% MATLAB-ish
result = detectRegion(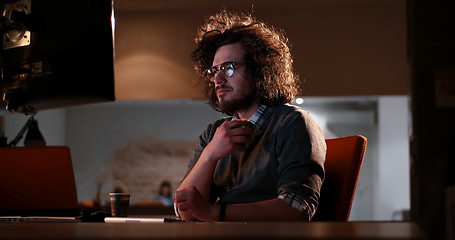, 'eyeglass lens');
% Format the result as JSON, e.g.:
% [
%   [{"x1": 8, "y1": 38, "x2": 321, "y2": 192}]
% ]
[{"x1": 206, "y1": 62, "x2": 235, "y2": 77}]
